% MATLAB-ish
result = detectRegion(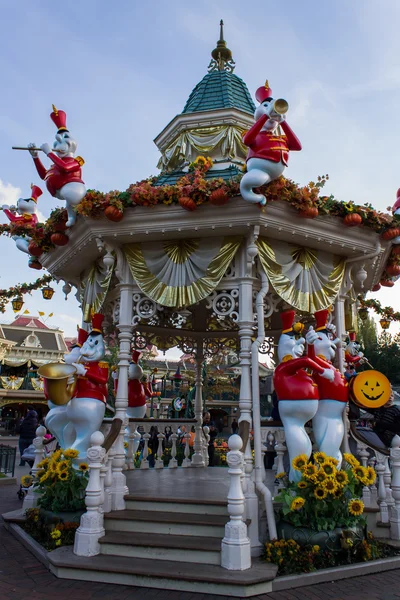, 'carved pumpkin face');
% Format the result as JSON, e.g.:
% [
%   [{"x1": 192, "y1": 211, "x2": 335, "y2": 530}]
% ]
[{"x1": 350, "y1": 370, "x2": 391, "y2": 409}]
